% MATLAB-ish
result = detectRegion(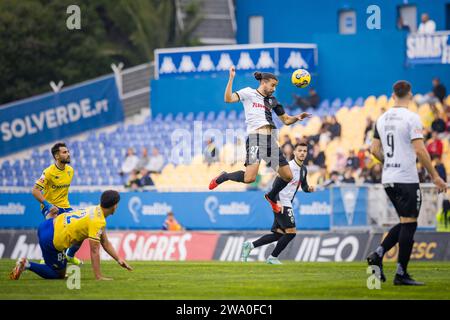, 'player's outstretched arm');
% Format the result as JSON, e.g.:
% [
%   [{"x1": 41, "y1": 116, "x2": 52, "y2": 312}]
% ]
[
  {"x1": 224, "y1": 66, "x2": 240, "y2": 103},
  {"x1": 278, "y1": 112, "x2": 311, "y2": 125},
  {"x1": 413, "y1": 139, "x2": 447, "y2": 193},
  {"x1": 370, "y1": 138, "x2": 384, "y2": 163},
  {"x1": 89, "y1": 239, "x2": 112, "y2": 281},
  {"x1": 100, "y1": 233, "x2": 133, "y2": 271}
]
